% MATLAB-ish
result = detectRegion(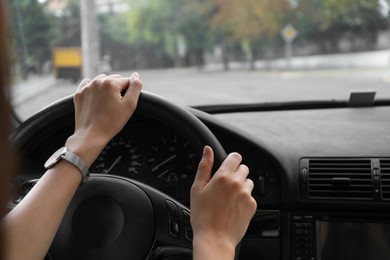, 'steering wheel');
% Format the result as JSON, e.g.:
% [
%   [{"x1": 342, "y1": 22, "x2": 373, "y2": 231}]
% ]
[{"x1": 11, "y1": 91, "x2": 227, "y2": 260}]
